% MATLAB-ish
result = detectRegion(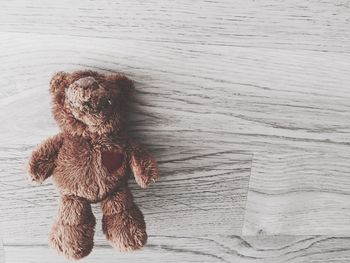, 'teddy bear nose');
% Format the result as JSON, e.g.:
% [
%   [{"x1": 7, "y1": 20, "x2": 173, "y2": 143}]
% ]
[{"x1": 75, "y1": 76, "x2": 99, "y2": 90}]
